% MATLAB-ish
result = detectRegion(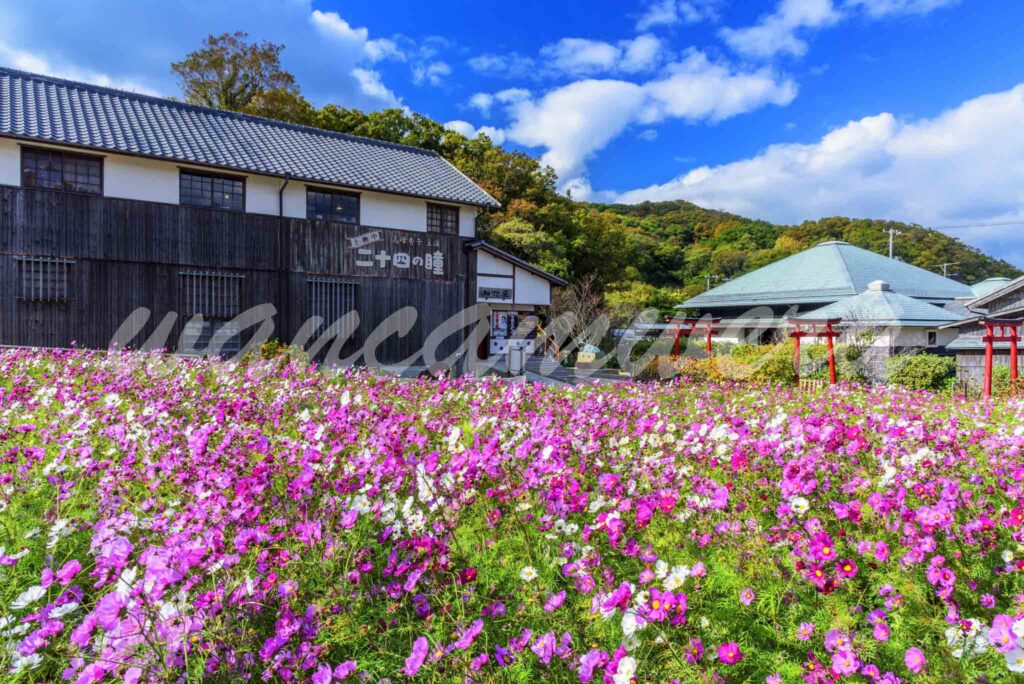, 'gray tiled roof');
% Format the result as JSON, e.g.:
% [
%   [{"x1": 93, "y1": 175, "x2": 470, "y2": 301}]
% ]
[{"x1": 0, "y1": 66, "x2": 499, "y2": 208}]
